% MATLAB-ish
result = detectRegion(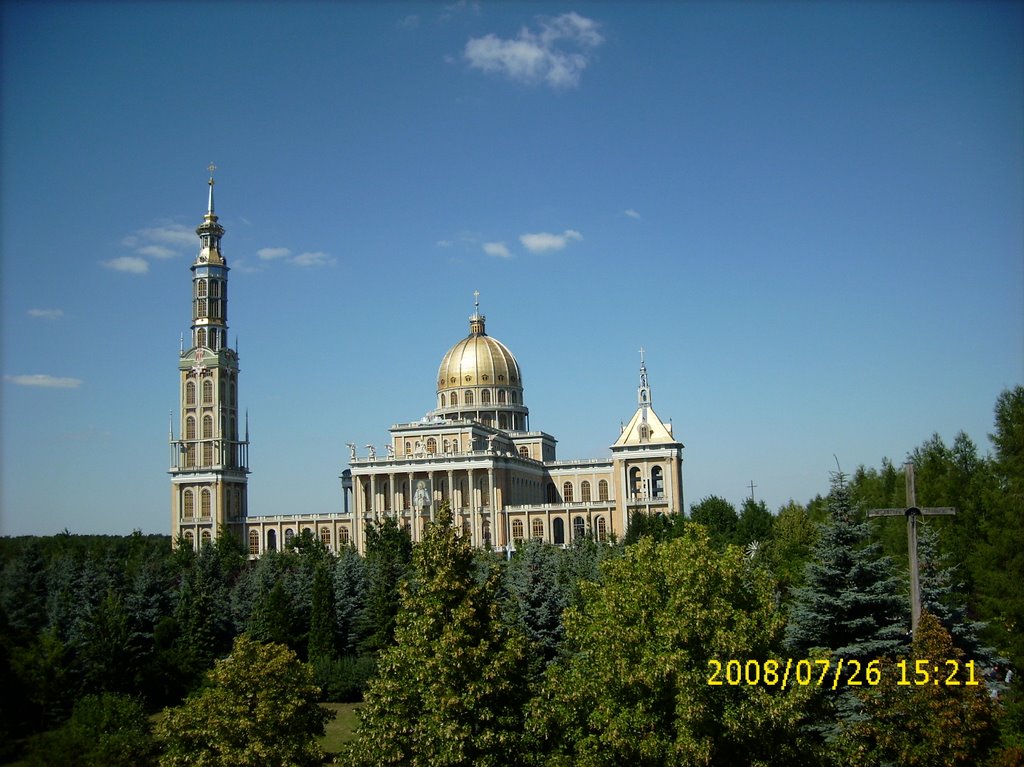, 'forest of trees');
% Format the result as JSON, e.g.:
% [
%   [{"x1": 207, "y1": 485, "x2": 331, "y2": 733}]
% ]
[{"x1": 1, "y1": 386, "x2": 1022, "y2": 766}]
